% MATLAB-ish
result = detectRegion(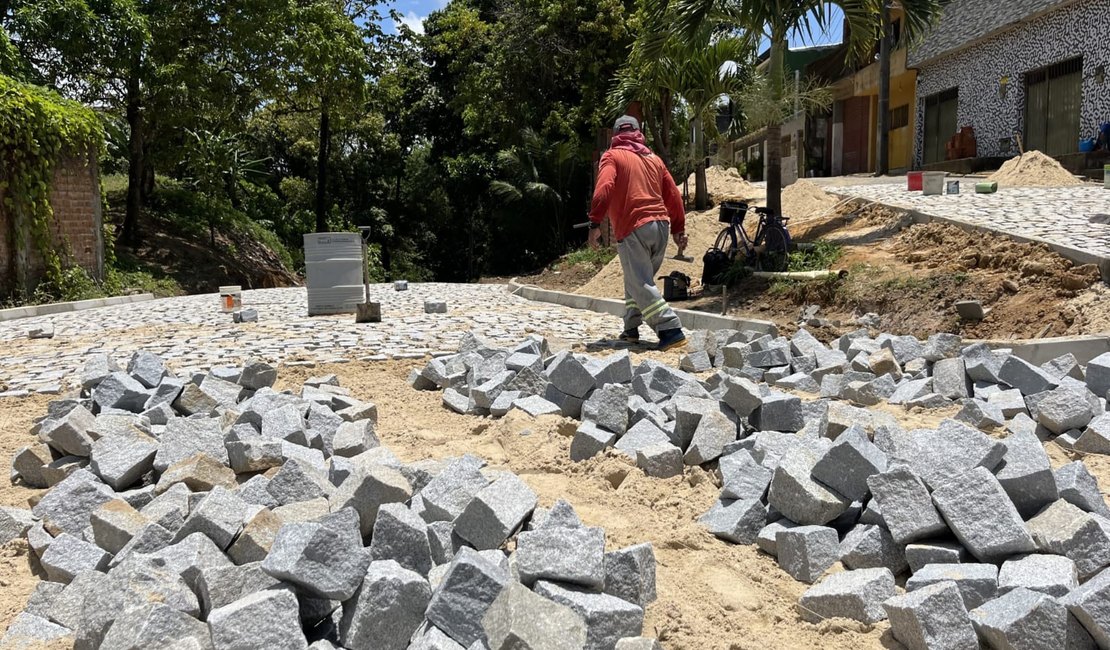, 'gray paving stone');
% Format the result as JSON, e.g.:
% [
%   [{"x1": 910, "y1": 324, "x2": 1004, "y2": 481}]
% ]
[
  {"x1": 328, "y1": 420, "x2": 377, "y2": 458},
  {"x1": 999, "y1": 355, "x2": 1060, "y2": 396},
  {"x1": 208, "y1": 587, "x2": 308, "y2": 650},
  {"x1": 798, "y1": 568, "x2": 896, "y2": 624},
  {"x1": 756, "y1": 520, "x2": 799, "y2": 557},
  {"x1": 602, "y1": 543, "x2": 656, "y2": 609},
  {"x1": 511, "y1": 395, "x2": 561, "y2": 417},
  {"x1": 532, "y1": 580, "x2": 644, "y2": 650},
  {"x1": 1038, "y1": 386, "x2": 1096, "y2": 435},
  {"x1": 262, "y1": 508, "x2": 370, "y2": 600},
  {"x1": 998, "y1": 554, "x2": 1078, "y2": 598},
  {"x1": 99, "y1": 601, "x2": 208, "y2": 650},
  {"x1": 238, "y1": 359, "x2": 277, "y2": 390},
  {"x1": 0, "y1": 506, "x2": 35, "y2": 545},
  {"x1": 40, "y1": 532, "x2": 111, "y2": 583},
  {"x1": 419, "y1": 456, "x2": 488, "y2": 524},
  {"x1": 955, "y1": 399, "x2": 1005, "y2": 429},
  {"x1": 839, "y1": 524, "x2": 908, "y2": 575},
  {"x1": 369, "y1": 503, "x2": 433, "y2": 576},
  {"x1": 933, "y1": 358, "x2": 971, "y2": 400},
  {"x1": 1057, "y1": 461, "x2": 1110, "y2": 517},
  {"x1": 200, "y1": 375, "x2": 244, "y2": 408},
  {"x1": 767, "y1": 448, "x2": 850, "y2": 526},
  {"x1": 88, "y1": 433, "x2": 158, "y2": 491},
  {"x1": 93, "y1": 372, "x2": 151, "y2": 413},
  {"x1": 154, "y1": 417, "x2": 228, "y2": 472},
  {"x1": 226, "y1": 438, "x2": 283, "y2": 474},
  {"x1": 1027, "y1": 499, "x2": 1110, "y2": 580},
  {"x1": 227, "y1": 508, "x2": 281, "y2": 564},
  {"x1": 777, "y1": 525, "x2": 839, "y2": 584},
  {"x1": 82, "y1": 353, "x2": 120, "y2": 392},
  {"x1": 266, "y1": 458, "x2": 333, "y2": 505},
  {"x1": 38, "y1": 405, "x2": 97, "y2": 457},
  {"x1": 1076, "y1": 414, "x2": 1110, "y2": 454},
  {"x1": 570, "y1": 421, "x2": 616, "y2": 462},
  {"x1": 1086, "y1": 352, "x2": 1110, "y2": 399},
  {"x1": 613, "y1": 420, "x2": 671, "y2": 460},
  {"x1": 410, "y1": 625, "x2": 467, "y2": 650},
  {"x1": 329, "y1": 464, "x2": 412, "y2": 537},
  {"x1": 811, "y1": 426, "x2": 887, "y2": 503},
  {"x1": 32, "y1": 469, "x2": 115, "y2": 536},
  {"x1": 11, "y1": 443, "x2": 53, "y2": 489},
  {"x1": 195, "y1": 561, "x2": 281, "y2": 617},
  {"x1": 339, "y1": 560, "x2": 432, "y2": 650},
  {"x1": 931, "y1": 467, "x2": 1035, "y2": 562},
  {"x1": 683, "y1": 410, "x2": 734, "y2": 465},
  {"x1": 446, "y1": 471, "x2": 536, "y2": 549},
  {"x1": 89, "y1": 499, "x2": 148, "y2": 555},
  {"x1": 636, "y1": 442, "x2": 683, "y2": 479},
  {"x1": 883, "y1": 581, "x2": 977, "y2": 650},
  {"x1": 0, "y1": 612, "x2": 74, "y2": 647},
  {"x1": 866, "y1": 466, "x2": 947, "y2": 544},
  {"x1": 481, "y1": 581, "x2": 587, "y2": 650},
  {"x1": 517, "y1": 524, "x2": 605, "y2": 588},
  {"x1": 173, "y1": 486, "x2": 248, "y2": 550},
  {"x1": 545, "y1": 351, "x2": 595, "y2": 399},
  {"x1": 172, "y1": 382, "x2": 219, "y2": 416},
  {"x1": 996, "y1": 427, "x2": 1060, "y2": 518},
  {"x1": 971, "y1": 587, "x2": 1095, "y2": 650},
  {"x1": 752, "y1": 392, "x2": 804, "y2": 433},
  {"x1": 721, "y1": 376, "x2": 762, "y2": 418},
  {"x1": 718, "y1": 449, "x2": 772, "y2": 501},
  {"x1": 425, "y1": 547, "x2": 510, "y2": 647},
  {"x1": 904, "y1": 541, "x2": 969, "y2": 573},
  {"x1": 699, "y1": 498, "x2": 767, "y2": 545},
  {"x1": 907, "y1": 563, "x2": 998, "y2": 610}
]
